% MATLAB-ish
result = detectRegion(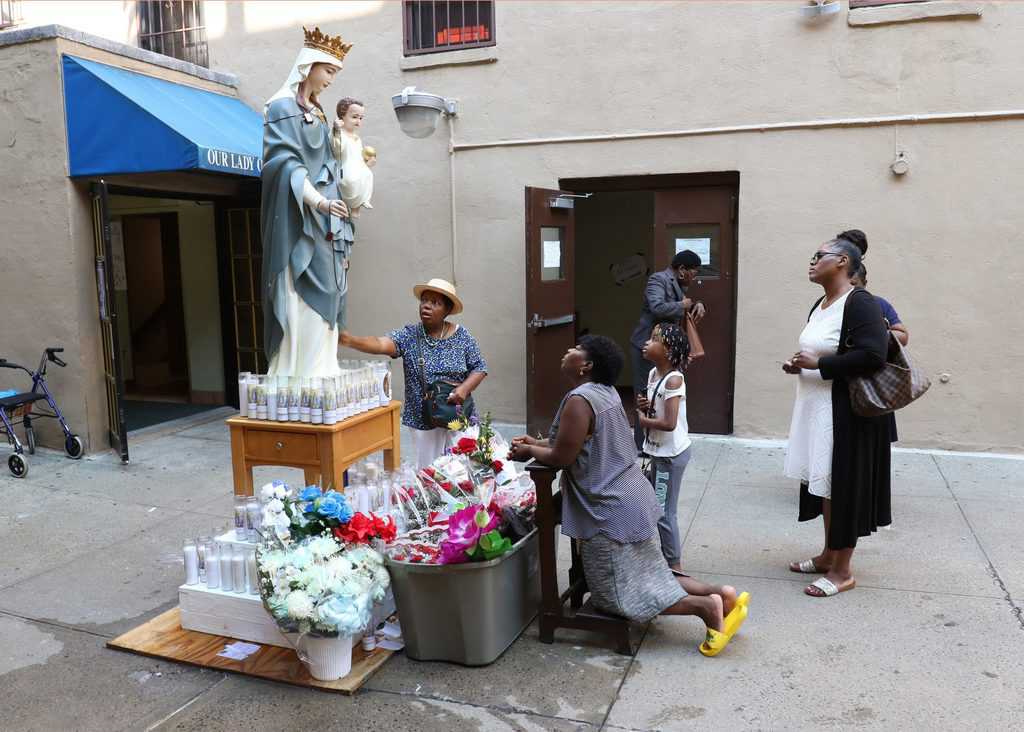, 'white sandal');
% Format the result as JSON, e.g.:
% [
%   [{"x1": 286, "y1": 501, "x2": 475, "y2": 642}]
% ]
[
  {"x1": 805, "y1": 576, "x2": 855, "y2": 597},
  {"x1": 789, "y1": 559, "x2": 824, "y2": 574}
]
